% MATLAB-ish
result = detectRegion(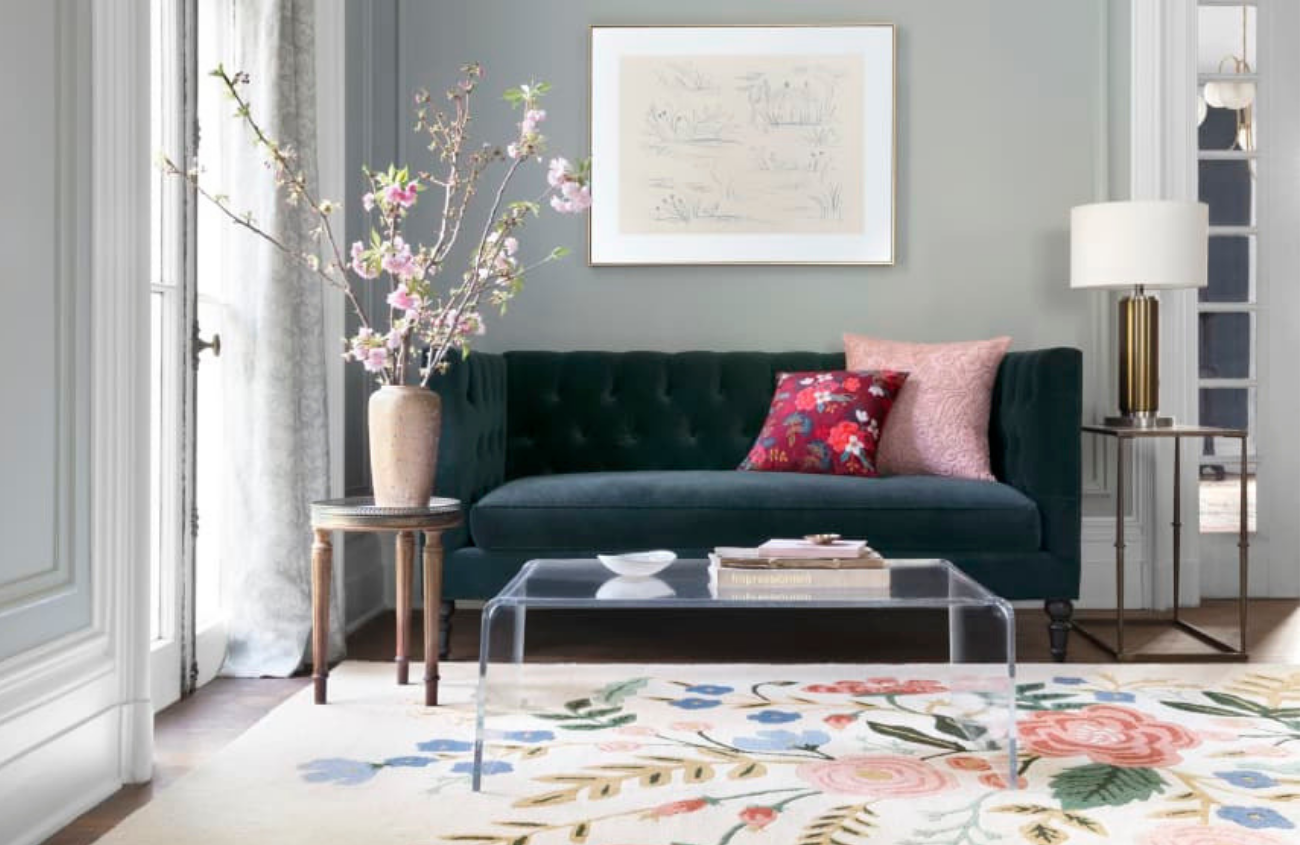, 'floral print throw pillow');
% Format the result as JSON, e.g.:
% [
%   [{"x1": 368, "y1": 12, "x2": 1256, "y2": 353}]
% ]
[{"x1": 739, "y1": 370, "x2": 909, "y2": 477}]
